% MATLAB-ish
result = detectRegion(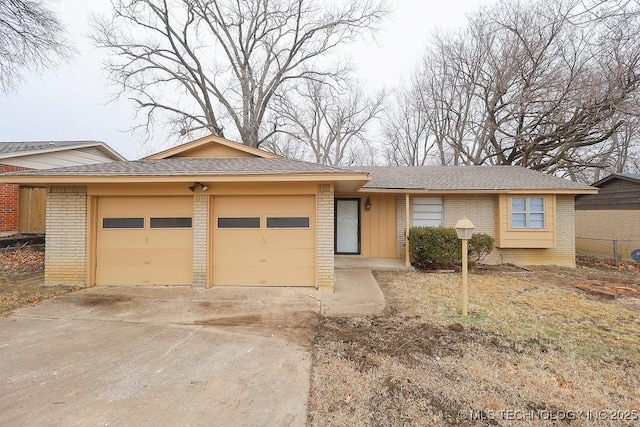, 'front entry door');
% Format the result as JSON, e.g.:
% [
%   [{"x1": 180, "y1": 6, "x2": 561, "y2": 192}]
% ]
[{"x1": 335, "y1": 199, "x2": 360, "y2": 254}]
